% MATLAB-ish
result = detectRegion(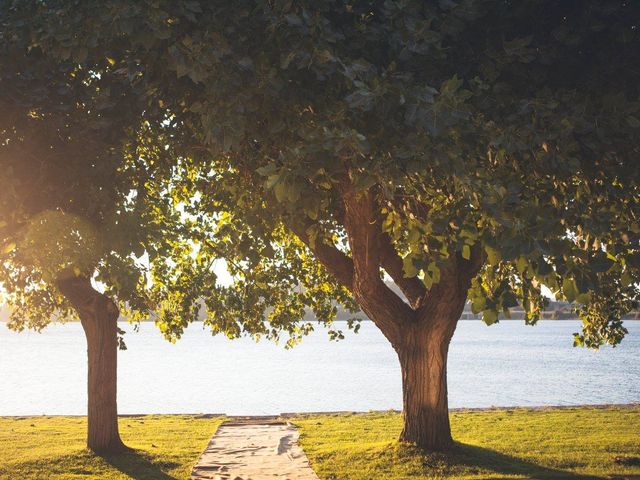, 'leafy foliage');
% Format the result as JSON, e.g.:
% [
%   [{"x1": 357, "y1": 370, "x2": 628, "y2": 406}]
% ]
[
  {"x1": 3, "y1": 0, "x2": 640, "y2": 349},
  {"x1": 0, "y1": 7, "x2": 195, "y2": 332}
]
